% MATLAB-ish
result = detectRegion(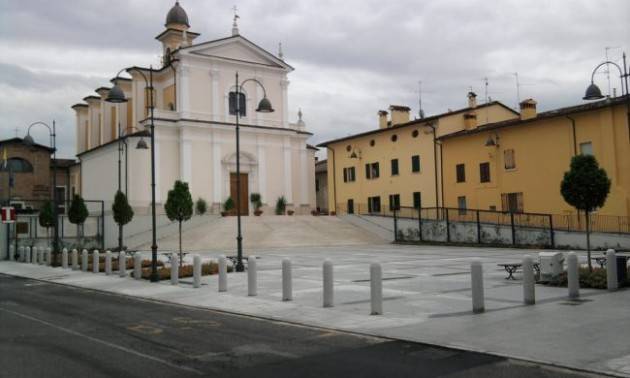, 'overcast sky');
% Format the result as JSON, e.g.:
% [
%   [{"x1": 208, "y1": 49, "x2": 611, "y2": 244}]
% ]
[{"x1": 0, "y1": 0, "x2": 628, "y2": 158}]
